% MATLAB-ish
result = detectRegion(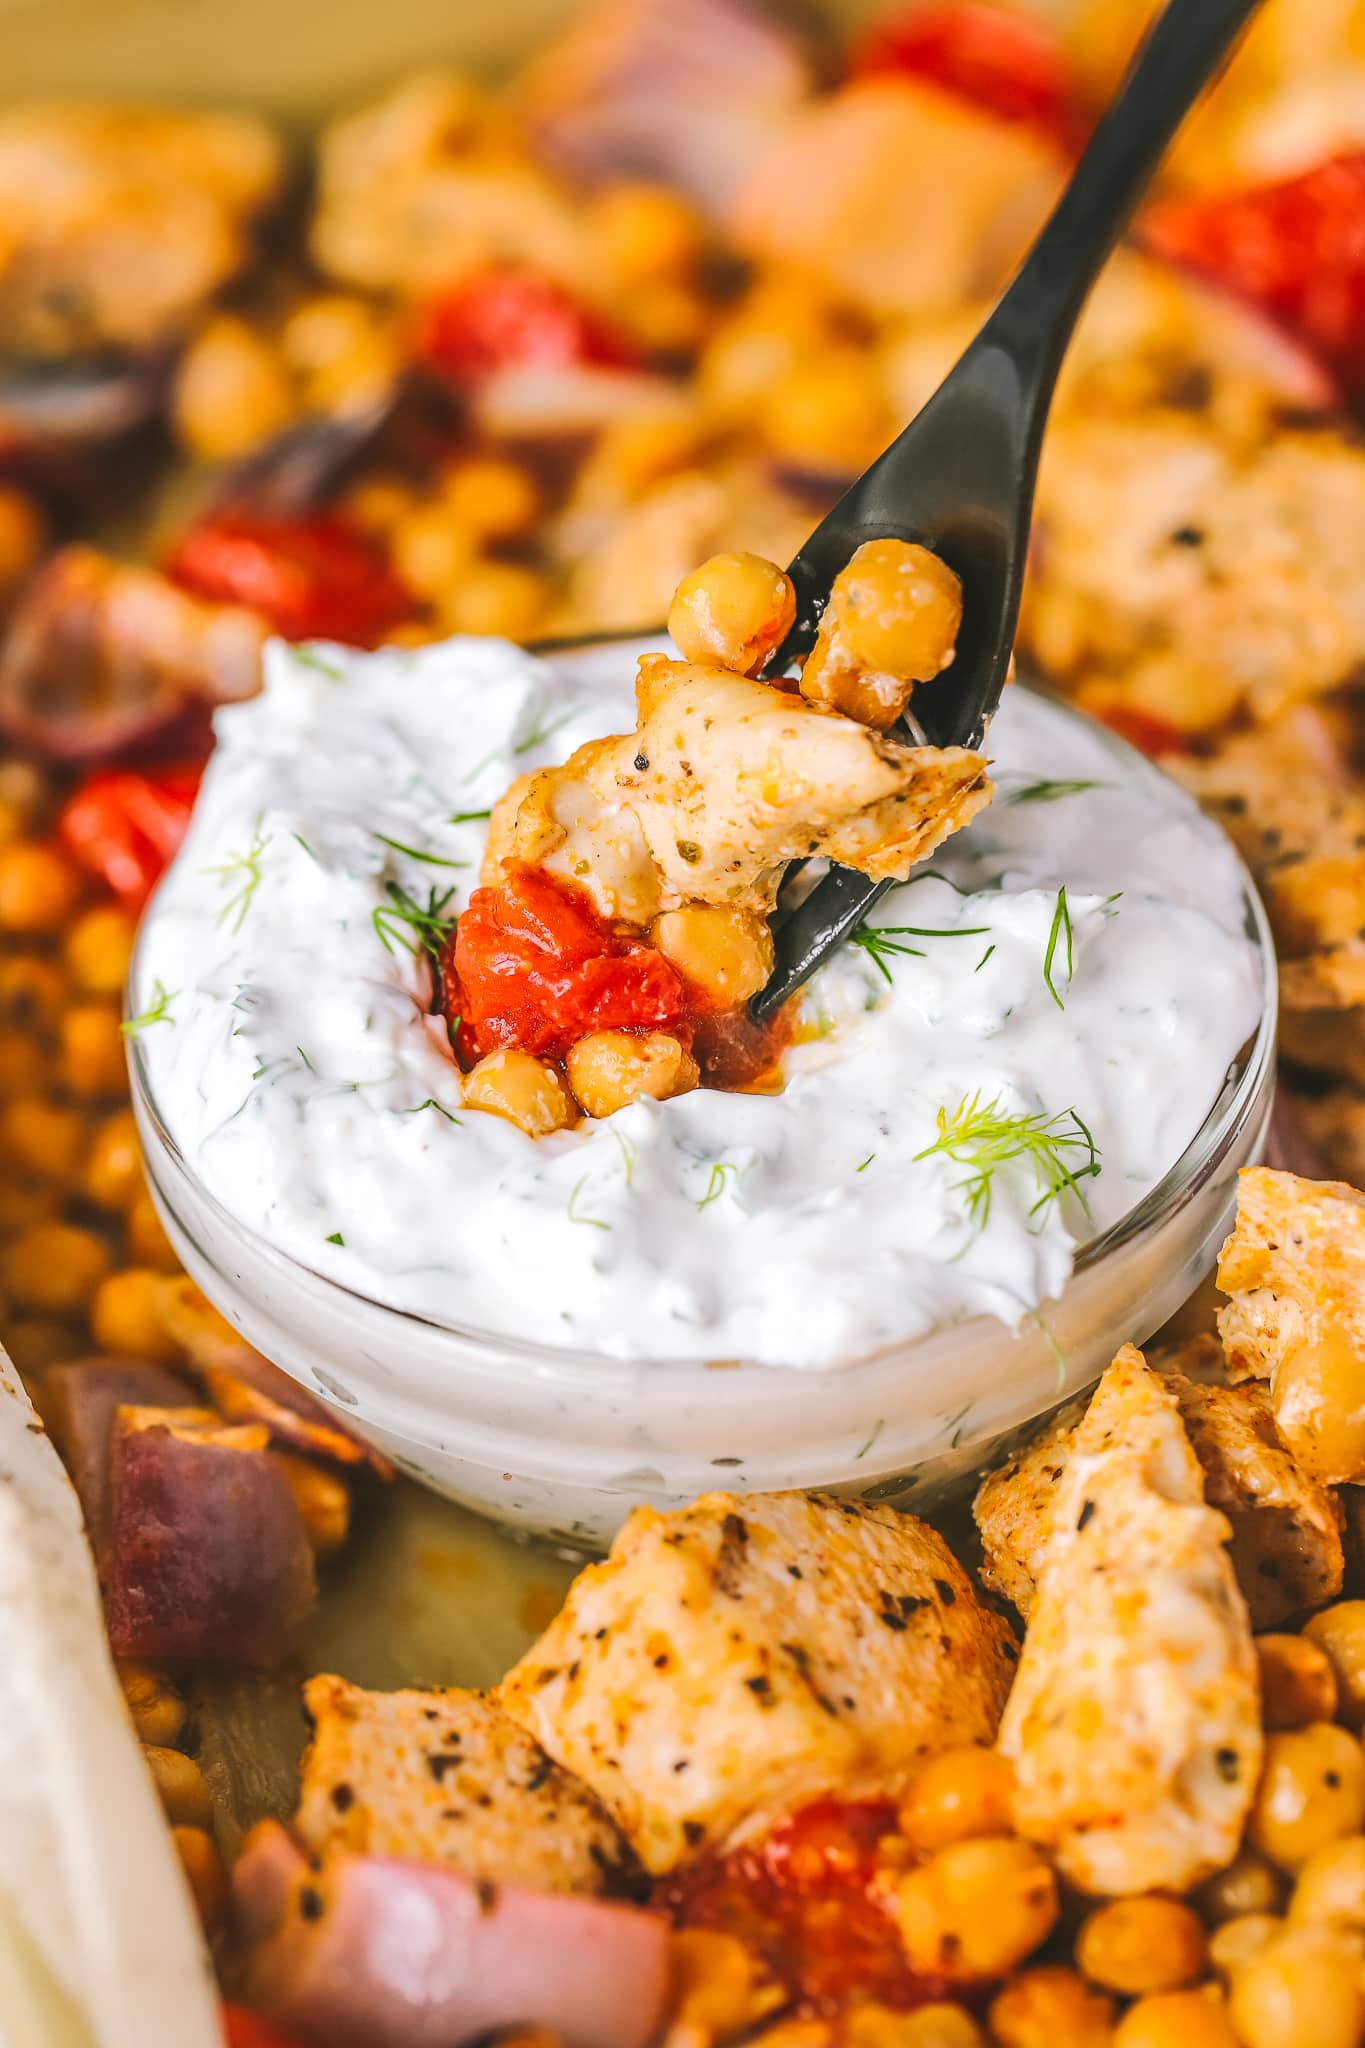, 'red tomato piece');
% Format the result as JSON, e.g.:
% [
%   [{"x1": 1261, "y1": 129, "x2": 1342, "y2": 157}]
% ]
[
  {"x1": 1142, "y1": 152, "x2": 1365, "y2": 396},
  {"x1": 221, "y1": 2006, "x2": 309, "y2": 2048},
  {"x1": 445, "y1": 868, "x2": 686, "y2": 1064},
  {"x1": 165, "y1": 516, "x2": 414, "y2": 648},
  {"x1": 1089, "y1": 703, "x2": 1186, "y2": 760},
  {"x1": 58, "y1": 765, "x2": 202, "y2": 907},
  {"x1": 415, "y1": 267, "x2": 640, "y2": 382},
  {"x1": 850, "y1": 2, "x2": 1078, "y2": 141}
]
